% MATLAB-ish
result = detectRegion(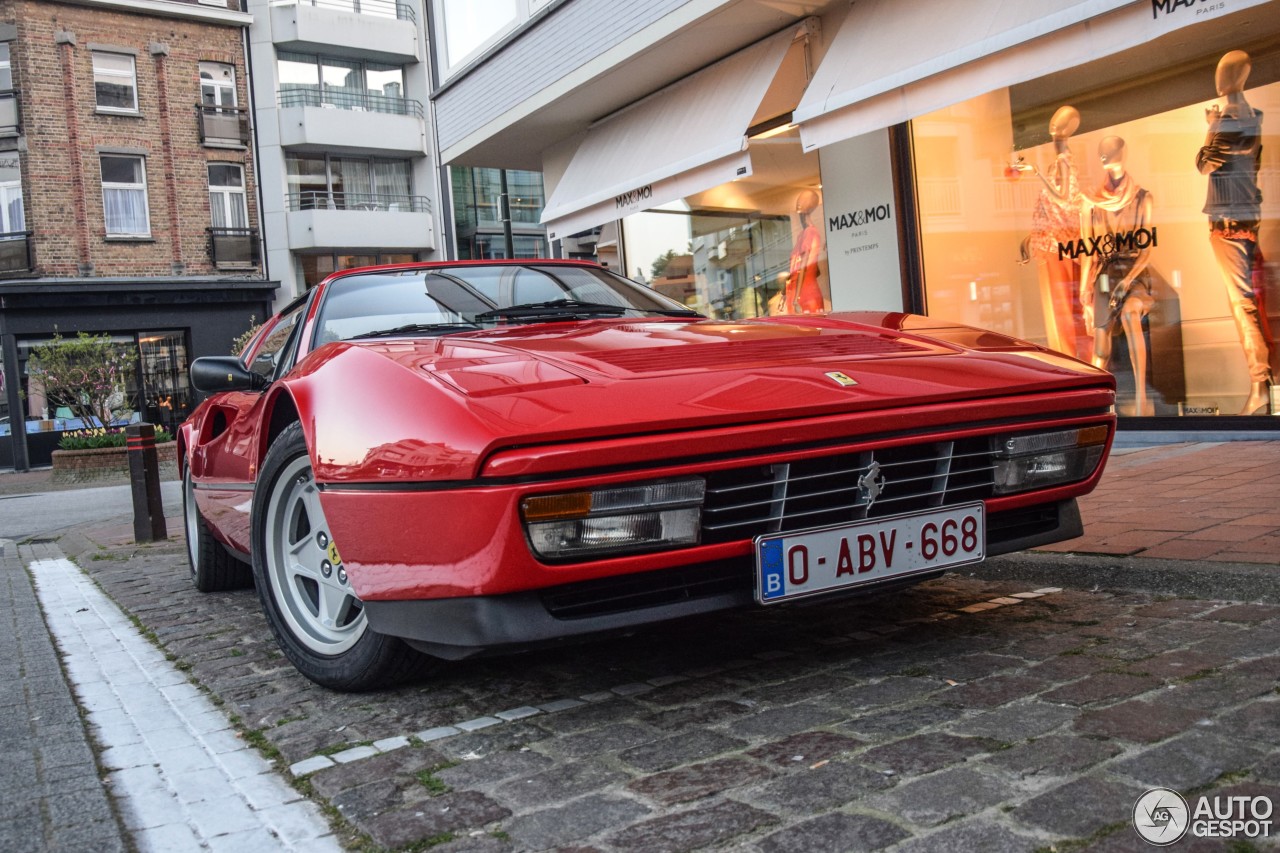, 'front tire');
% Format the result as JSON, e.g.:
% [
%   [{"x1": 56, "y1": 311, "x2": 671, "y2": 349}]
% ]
[
  {"x1": 251, "y1": 422, "x2": 424, "y2": 691},
  {"x1": 183, "y1": 464, "x2": 252, "y2": 592}
]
